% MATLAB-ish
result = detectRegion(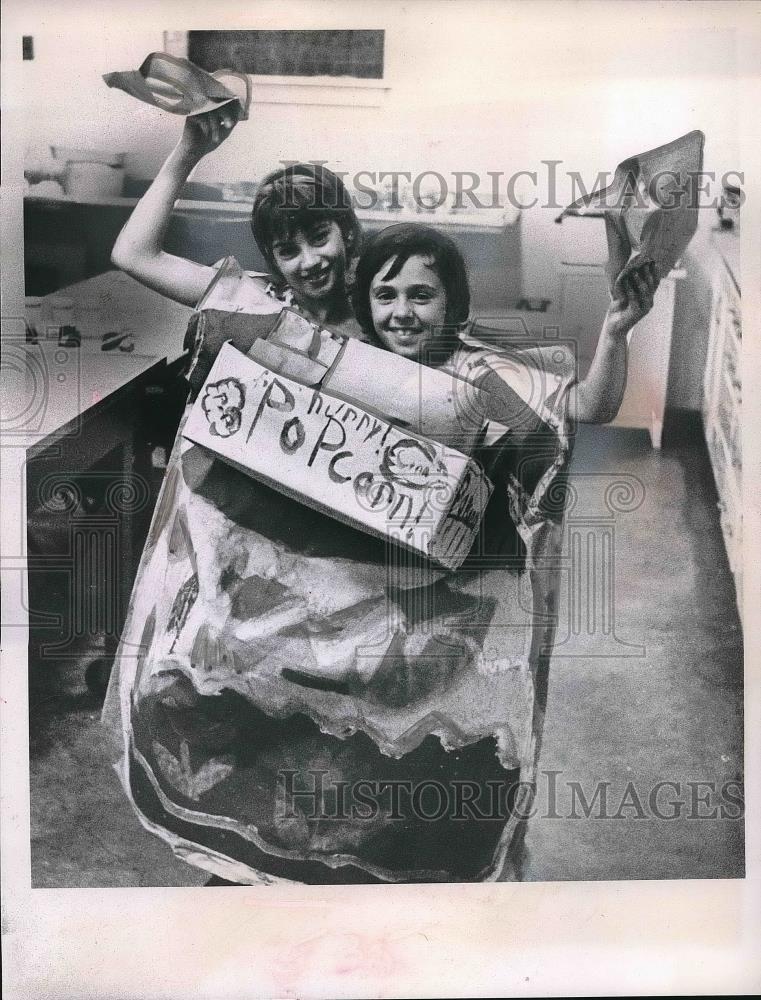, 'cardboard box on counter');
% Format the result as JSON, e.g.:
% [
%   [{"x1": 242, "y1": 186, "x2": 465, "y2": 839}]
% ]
[{"x1": 183, "y1": 342, "x2": 493, "y2": 570}]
